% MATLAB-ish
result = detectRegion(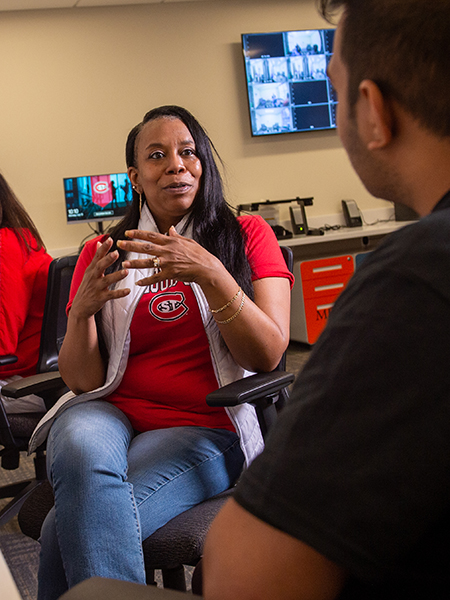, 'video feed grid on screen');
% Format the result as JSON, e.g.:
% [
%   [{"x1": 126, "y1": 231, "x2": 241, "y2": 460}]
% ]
[
  {"x1": 242, "y1": 29, "x2": 337, "y2": 136},
  {"x1": 64, "y1": 173, "x2": 133, "y2": 225}
]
